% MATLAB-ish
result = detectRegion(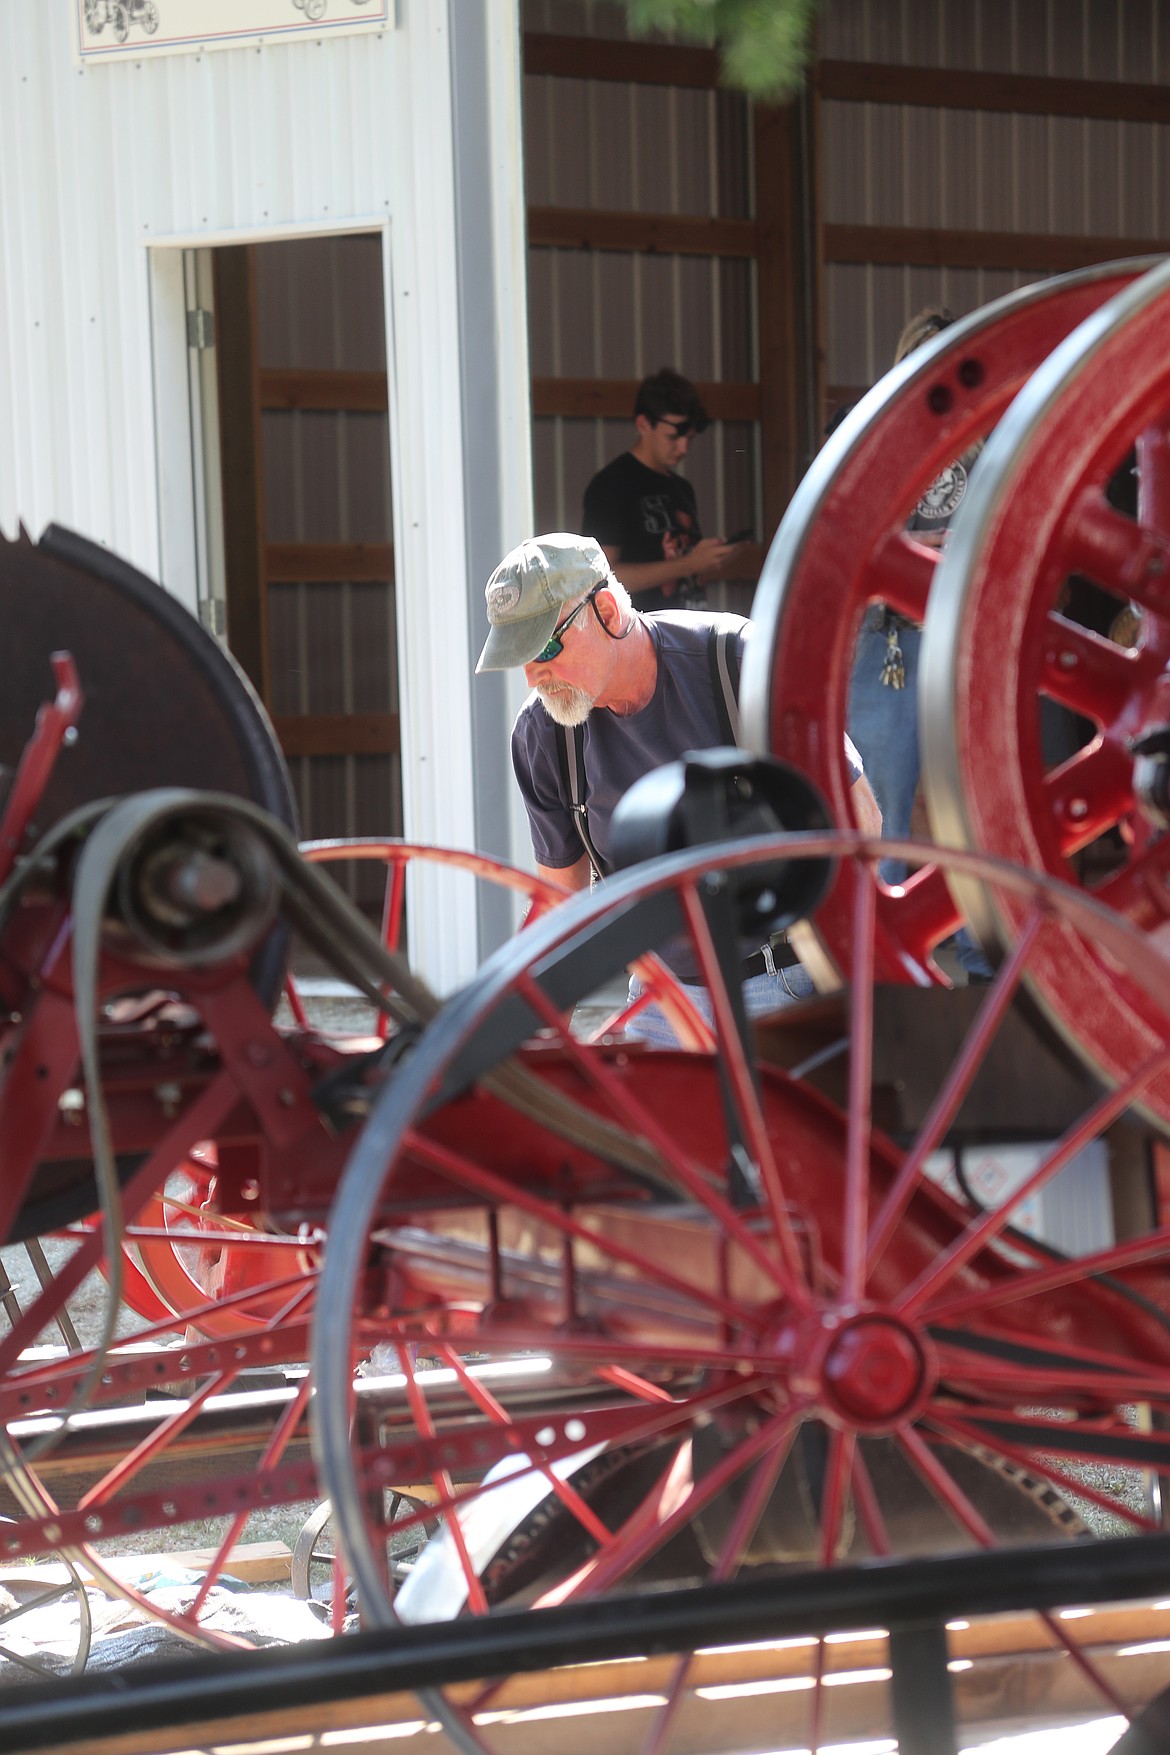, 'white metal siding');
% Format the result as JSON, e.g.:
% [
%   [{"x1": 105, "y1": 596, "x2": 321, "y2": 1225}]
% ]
[{"x1": 0, "y1": 0, "x2": 527, "y2": 989}]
